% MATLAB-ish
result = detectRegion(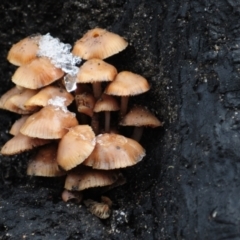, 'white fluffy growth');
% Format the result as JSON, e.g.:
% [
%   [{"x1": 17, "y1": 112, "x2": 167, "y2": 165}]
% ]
[
  {"x1": 47, "y1": 96, "x2": 68, "y2": 113},
  {"x1": 37, "y1": 33, "x2": 81, "y2": 92}
]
